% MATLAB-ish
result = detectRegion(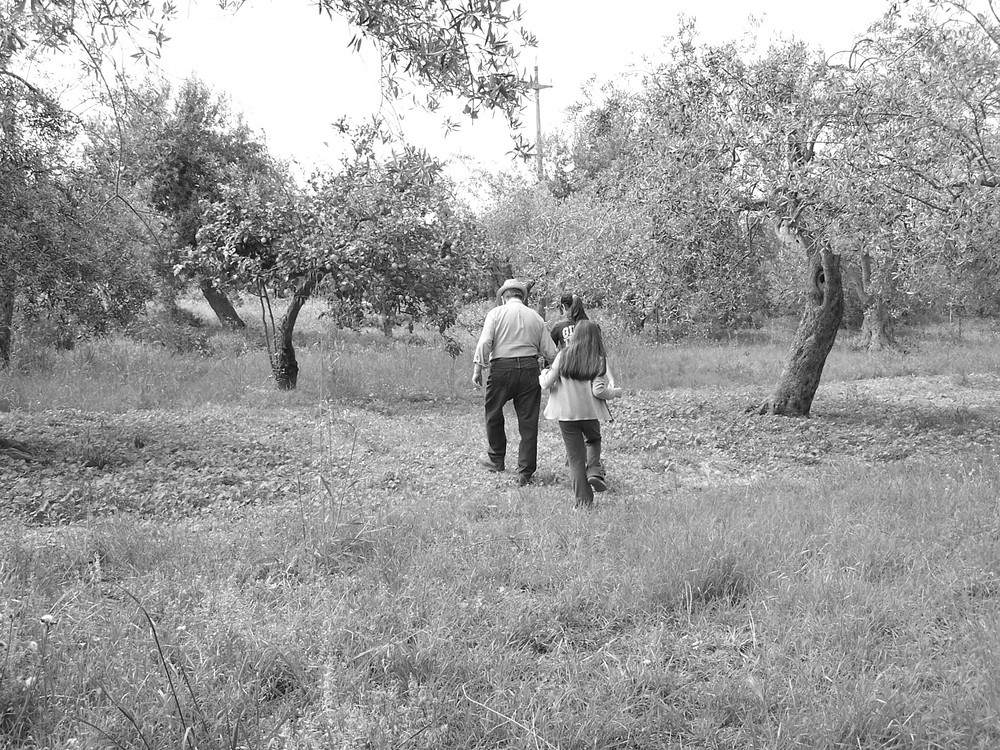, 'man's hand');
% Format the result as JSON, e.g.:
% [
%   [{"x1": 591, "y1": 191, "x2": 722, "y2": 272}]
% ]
[{"x1": 472, "y1": 364, "x2": 484, "y2": 387}]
